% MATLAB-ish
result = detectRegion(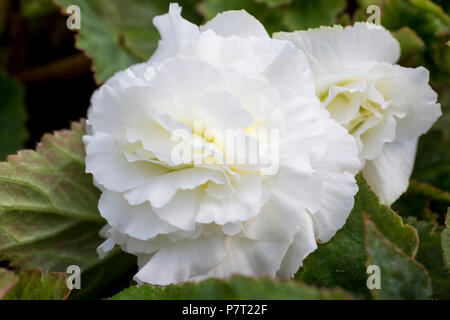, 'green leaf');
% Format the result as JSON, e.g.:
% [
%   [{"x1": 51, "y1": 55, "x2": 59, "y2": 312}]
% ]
[
  {"x1": 392, "y1": 187, "x2": 449, "y2": 224},
  {"x1": 254, "y1": 0, "x2": 293, "y2": 8},
  {"x1": 54, "y1": 0, "x2": 164, "y2": 83},
  {"x1": 409, "y1": 0, "x2": 450, "y2": 26},
  {"x1": 1, "y1": 268, "x2": 70, "y2": 300},
  {"x1": 20, "y1": 0, "x2": 58, "y2": 19},
  {"x1": 0, "y1": 120, "x2": 135, "y2": 299},
  {"x1": 0, "y1": 69, "x2": 28, "y2": 160},
  {"x1": 282, "y1": 0, "x2": 346, "y2": 31},
  {"x1": 434, "y1": 87, "x2": 450, "y2": 139},
  {"x1": 364, "y1": 216, "x2": 432, "y2": 299},
  {"x1": 337, "y1": 13, "x2": 352, "y2": 26},
  {"x1": 407, "y1": 180, "x2": 450, "y2": 203},
  {"x1": 392, "y1": 180, "x2": 450, "y2": 220},
  {"x1": 434, "y1": 40, "x2": 450, "y2": 74},
  {"x1": 298, "y1": 175, "x2": 420, "y2": 298},
  {"x1": 0, "y1": 121, "x2": 101, "y2": 223},
  {"x1": 406, "y1": 217, "x2": 450, "y2": 299},
  {"x1": 54, "y1": 0, "x2": 201, "y2": 83},
  {"x1": 198, "y1": 0, "x2": 285, "y2": 34},
  {"x1": 111, "y1": 275, "x2": 352, "y2": 300},
  {"x1": 413, "y1": 129, "x2": 450, "y2": 193},
  {"x1": 392, "y1": 191, "x2": 436, "y2": 223},
  {"x1": 382, "y1": 0, "x2": 449, "y2": 37},
  {"x1": 199, "y1": 0, "x2": 346, "y2": 34},
  {"x1": 0, "y1": 268, "x2": 18, "y2": 299},
  {"x1": 443, "y1": 209, "x2": 450, "y2": 269},
  {"x1": 394, "y1": 26, "x2": 425, "y2": 66}
]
